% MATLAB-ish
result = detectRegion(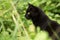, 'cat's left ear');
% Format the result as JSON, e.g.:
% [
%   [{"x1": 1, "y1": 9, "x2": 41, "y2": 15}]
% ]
[
  {"x1": 28, "y1": 3, "x2": 38, "y2": 11},
  {"x1": 28, "y1": 3, "x2": 32, "y2": 6}
]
